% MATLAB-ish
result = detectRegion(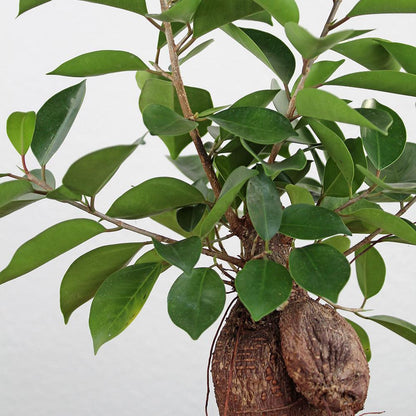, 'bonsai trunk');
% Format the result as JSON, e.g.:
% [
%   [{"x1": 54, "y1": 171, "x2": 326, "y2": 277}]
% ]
[{"x1": 211, "y1": 225, "x2": 369, "y2": 415}]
